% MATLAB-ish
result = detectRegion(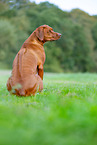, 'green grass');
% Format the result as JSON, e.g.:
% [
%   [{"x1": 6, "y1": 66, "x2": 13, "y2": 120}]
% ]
[{"x1": 0, "y1": 71, "x2": 97, "y2": 145}]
